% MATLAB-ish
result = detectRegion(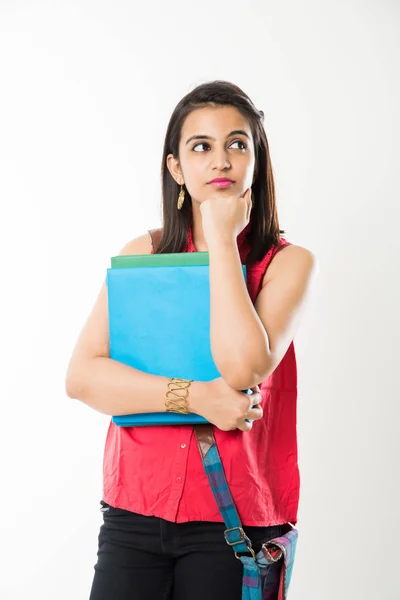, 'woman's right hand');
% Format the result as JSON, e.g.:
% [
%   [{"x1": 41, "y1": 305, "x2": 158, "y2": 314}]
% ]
[{"x1": 195, "y1": 377, "x2": 263, "y2": 432}]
